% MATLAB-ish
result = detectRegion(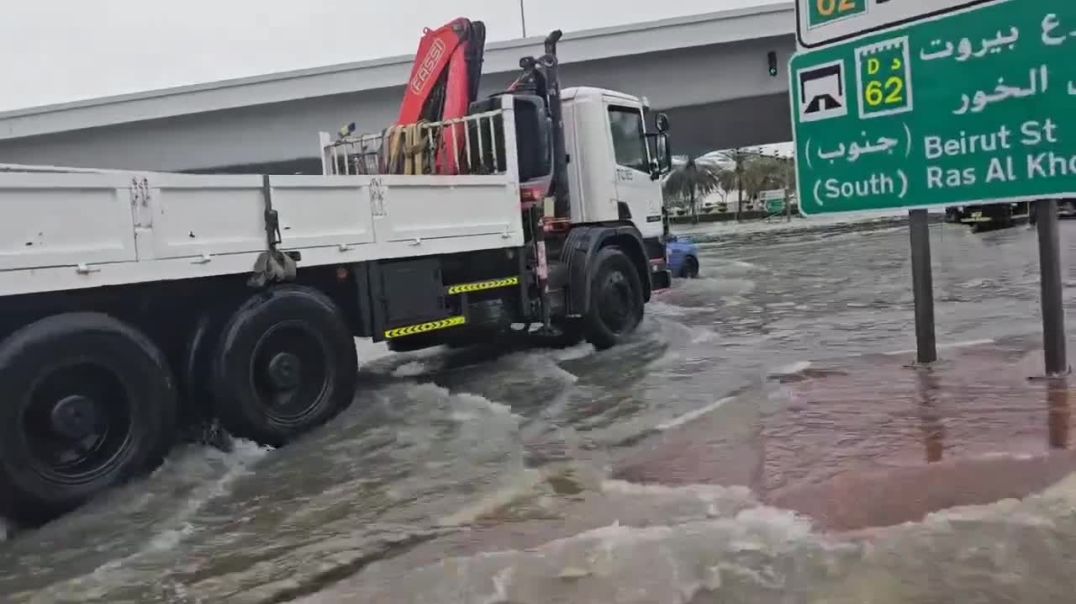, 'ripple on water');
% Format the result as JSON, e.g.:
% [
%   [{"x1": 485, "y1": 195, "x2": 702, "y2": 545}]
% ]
[
  {"x1": 5, "y1": 216, "x2": 1075, "y2": 602},
  {"x1": 0, "y1": 439, "x2": 270, "y2": 601},
  {"x1": 296, "y1": 472, "x2": 1076, "y2": 604}
]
